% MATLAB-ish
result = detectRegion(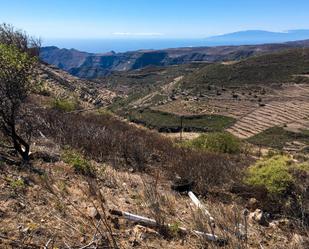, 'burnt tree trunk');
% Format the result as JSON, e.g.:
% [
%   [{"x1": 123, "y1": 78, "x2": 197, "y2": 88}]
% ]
[{"x1": 2, "y1": 118, "x2": 30, "y2": 162}]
